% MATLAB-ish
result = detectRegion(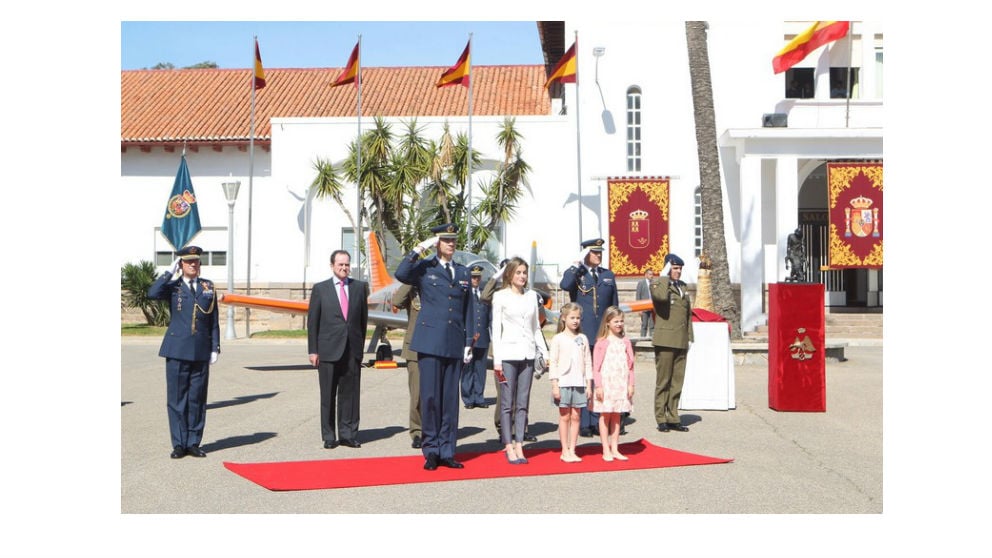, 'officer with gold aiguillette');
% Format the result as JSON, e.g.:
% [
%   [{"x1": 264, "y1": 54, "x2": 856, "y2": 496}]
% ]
[
  {"x1": 147, "y1": 245, "x2": 220, "y2": 459},
  {"x1": 559, "y1": 238, "x2": 619, "y2": 436}
]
